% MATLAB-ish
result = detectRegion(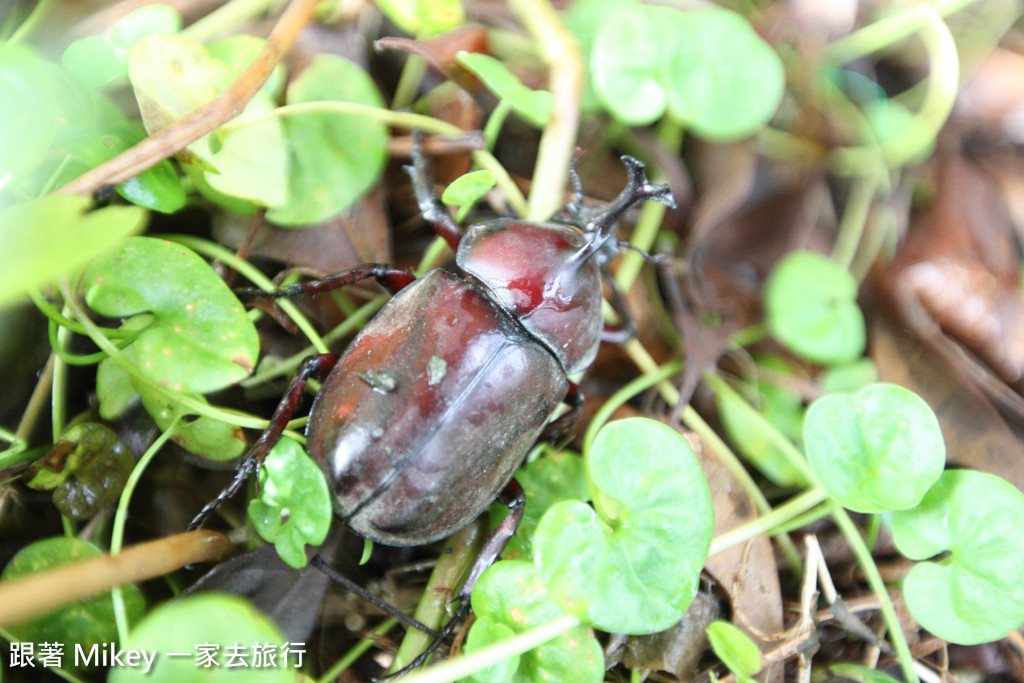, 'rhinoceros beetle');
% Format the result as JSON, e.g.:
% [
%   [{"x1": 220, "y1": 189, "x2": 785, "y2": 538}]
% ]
[{"x1": 190, "y1": 137, "x2": 674, "y2": 652}]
